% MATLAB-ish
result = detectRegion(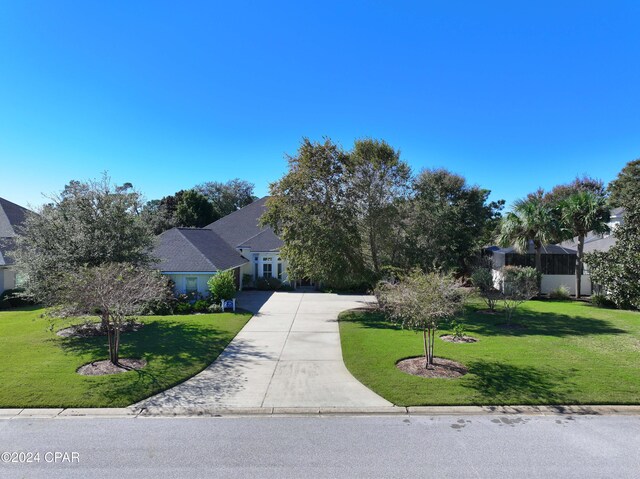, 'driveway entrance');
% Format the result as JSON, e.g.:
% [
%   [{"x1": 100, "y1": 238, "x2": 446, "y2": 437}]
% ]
[{"x1": 137, "y1": 292, "x2": 391, "y2": 409}]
